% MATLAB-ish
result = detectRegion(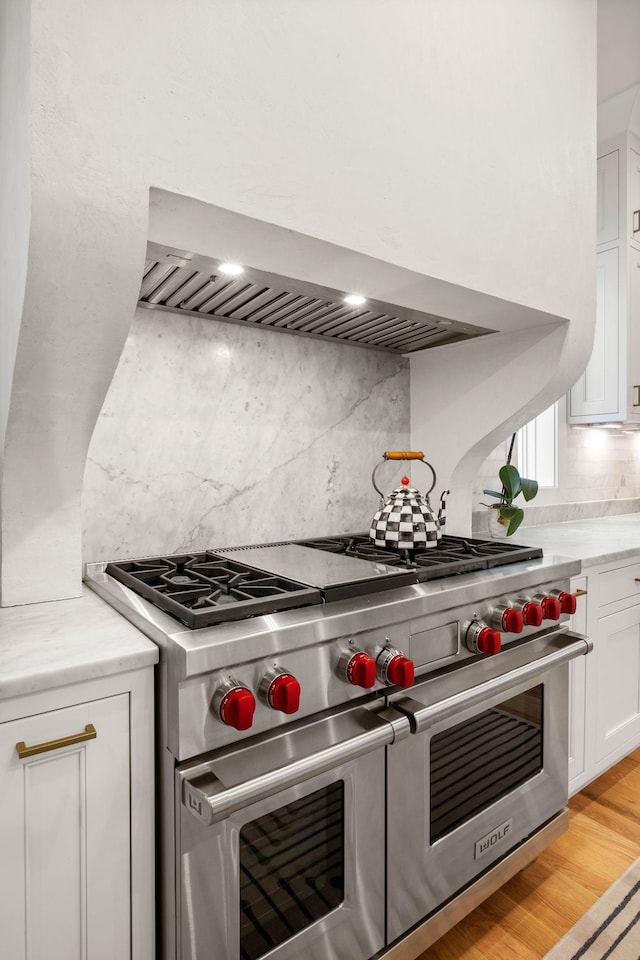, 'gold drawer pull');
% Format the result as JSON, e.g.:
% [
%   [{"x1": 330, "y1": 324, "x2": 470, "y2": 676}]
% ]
[
  {"x1": 574, "y1": 589, "x2": 588, "y2": 597},
  {"x1": 16, "y1": 723, "x2": 97, "y2": 759},
  {"x1": 635, "y1": 579, "x2": 640, "y2": 583}
]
